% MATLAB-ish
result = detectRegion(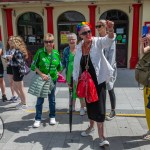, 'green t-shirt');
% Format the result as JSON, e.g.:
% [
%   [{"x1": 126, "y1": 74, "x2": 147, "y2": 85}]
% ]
[
  {"x1": 66, "y1": 52, "x2": 74, "y2": 84},
  {"x1": 31, "y1": 47, "x2": 62, "y2": 81}
]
